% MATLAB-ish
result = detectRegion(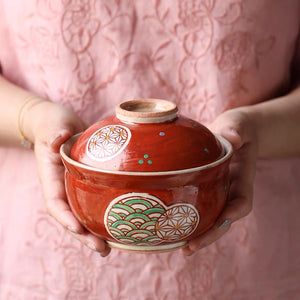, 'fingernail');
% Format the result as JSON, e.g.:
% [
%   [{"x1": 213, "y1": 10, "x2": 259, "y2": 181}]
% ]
[
  {"x1": 185, "y1": 251, "x2": 194, "y2": 257},
  {"x1": 50, "y1": 134, "x2": 62, "y2": 147},
  {"x1": 189, "y1": 242, "x2": 206, "y2": 252},
  {"x1": 198, "y1": 242, "x2": 207, "y2": 250},
  {"x1": 99, "y1": 246, "x2": 111, "y2": 257},
  {"x1": 67, "y1": 225, "x2": 78, "y2": 233},
  {"x1": 218, "y1": 219, "x2": 232, "y2": 228},
  {"x1": 87, "y1": 242, "x2": 97, "y2": 251},
  {"x1": 182, "y1": 246, "x2": 194, "y2": 256}
]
